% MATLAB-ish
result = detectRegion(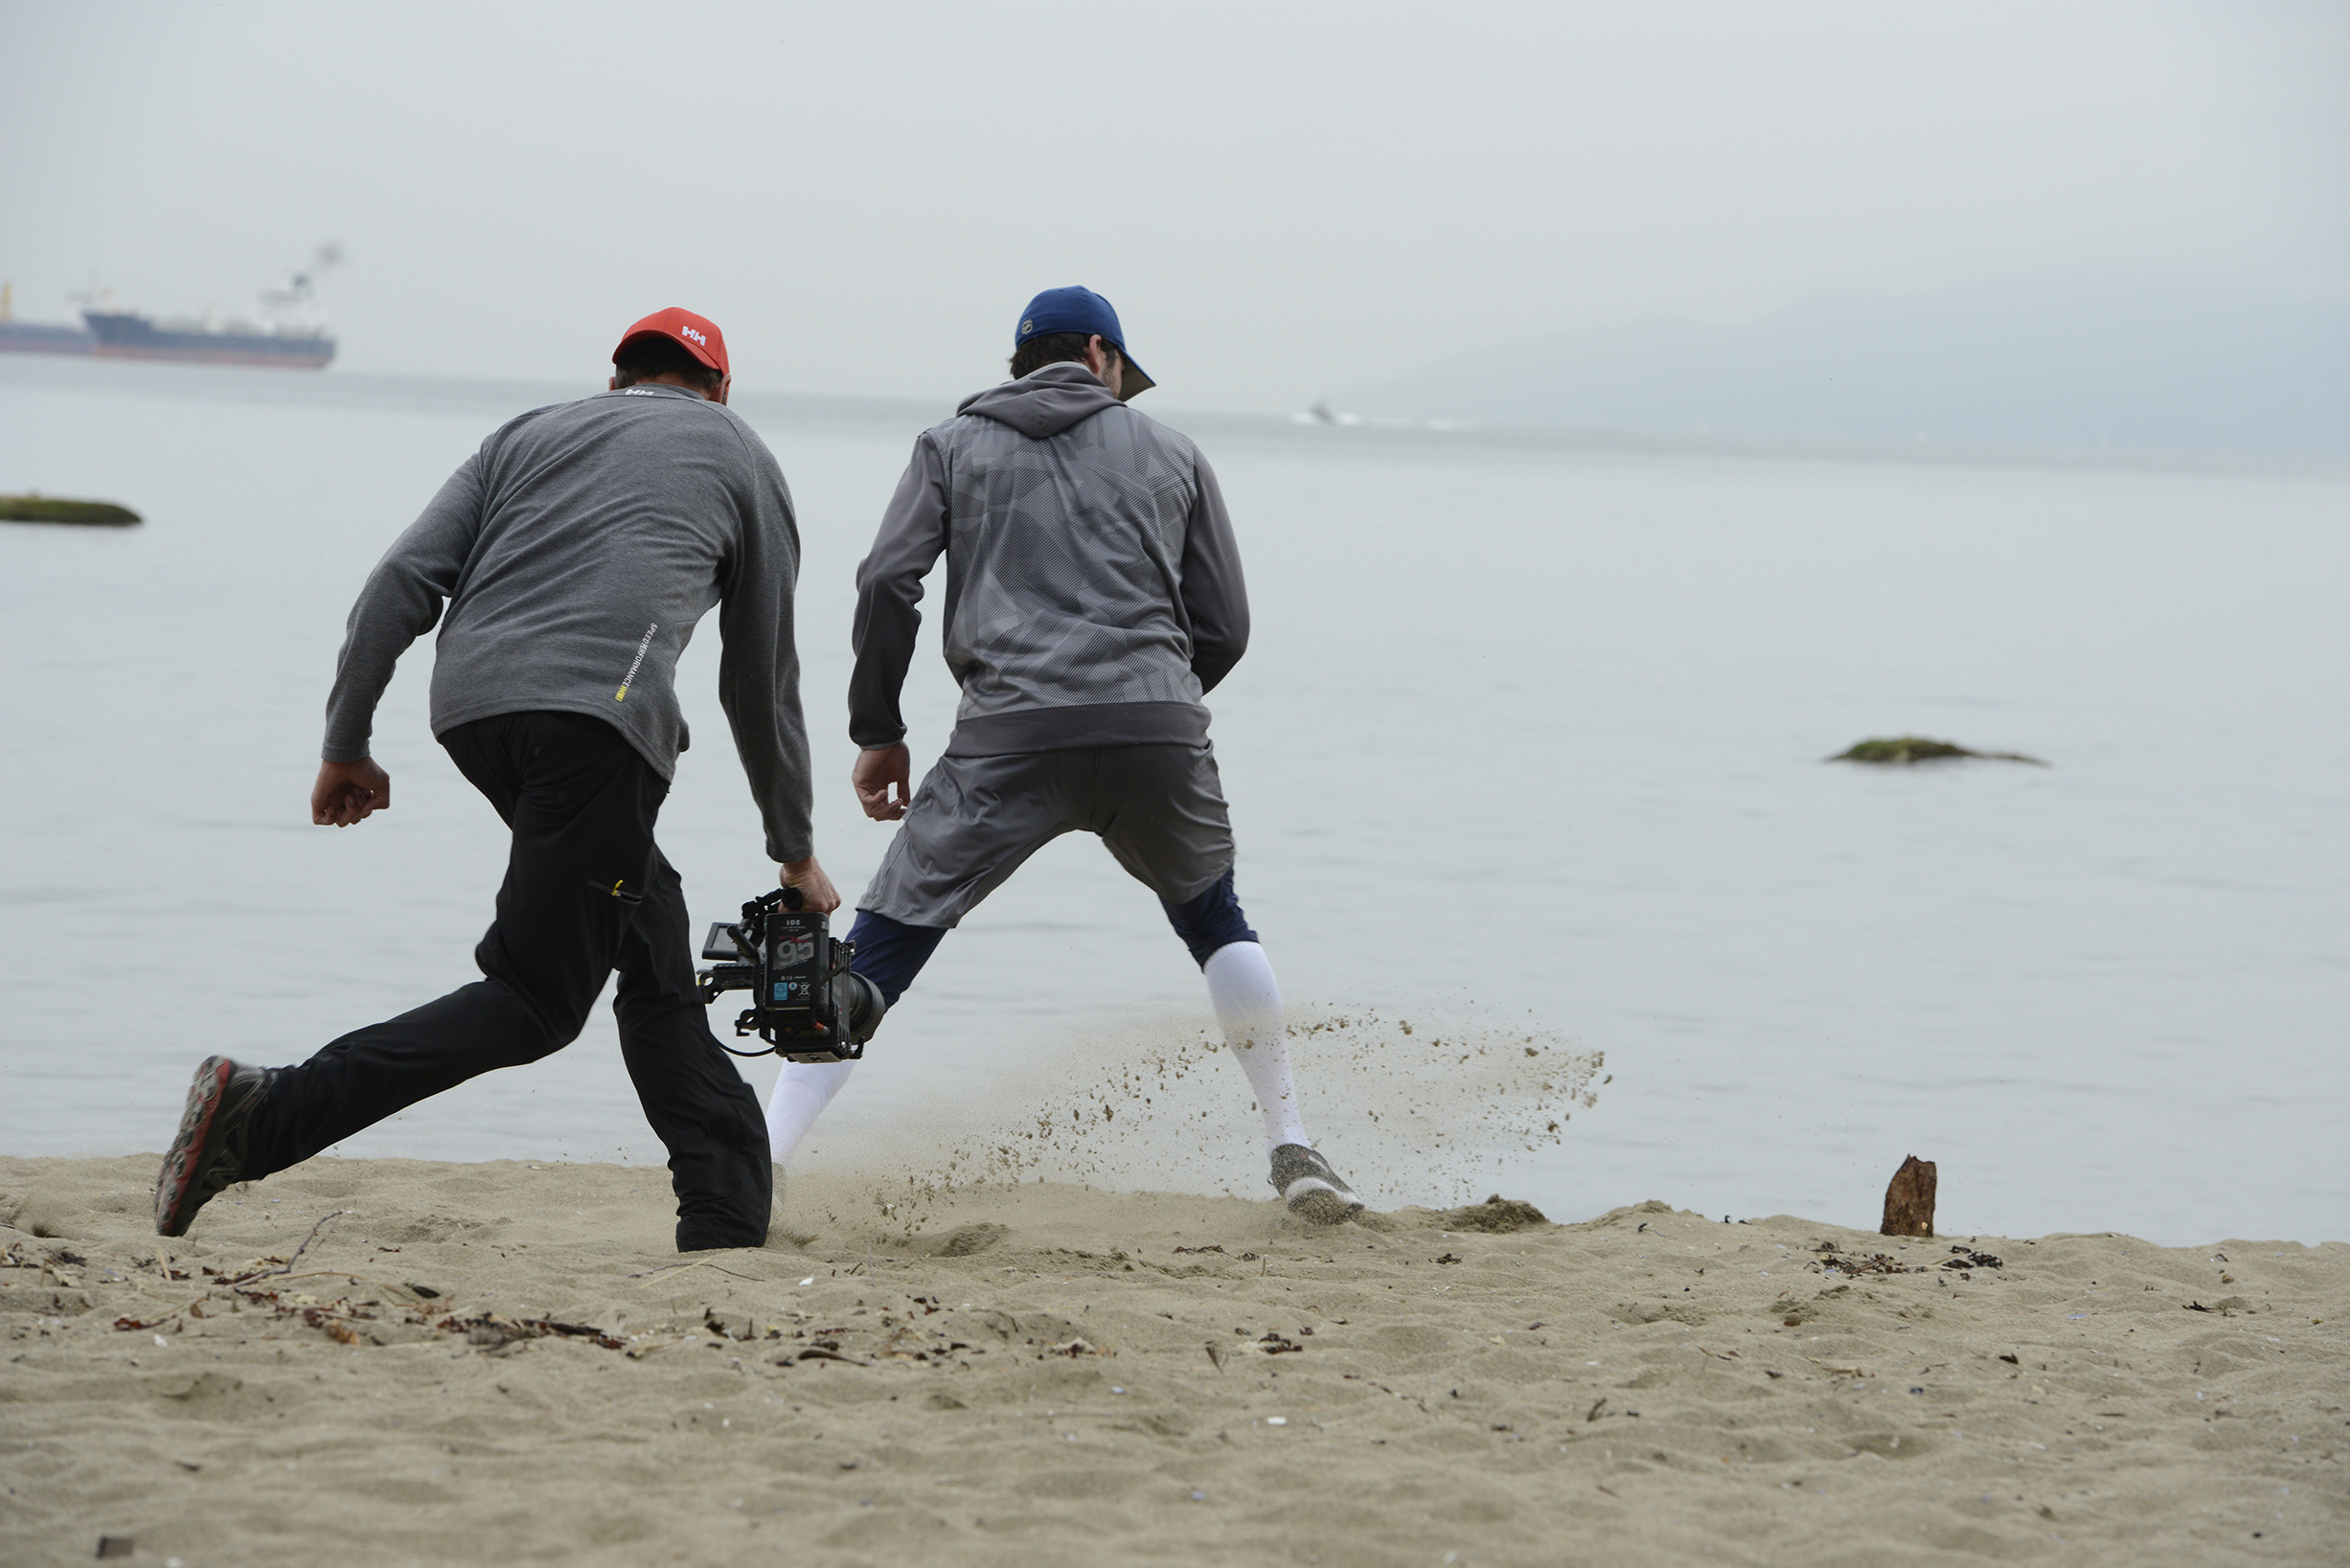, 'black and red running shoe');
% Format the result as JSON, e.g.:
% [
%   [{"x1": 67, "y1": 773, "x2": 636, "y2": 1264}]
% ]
[{"x1": 154, "y1": 1056, "x2": 273, "y2": 1237}]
